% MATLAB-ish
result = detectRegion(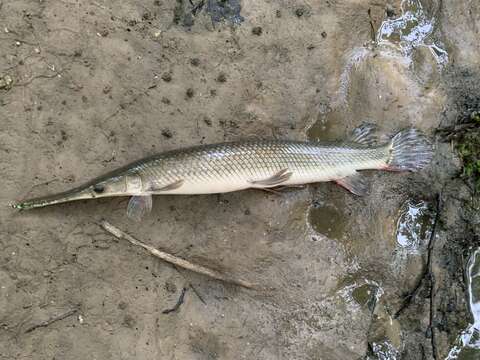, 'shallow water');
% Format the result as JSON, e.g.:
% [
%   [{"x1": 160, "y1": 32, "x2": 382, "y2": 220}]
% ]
[
  {"x1": 377, "y1": 0, "x2": 448, "y2": 67},
  {"x1": 308, "y1": 201, "x2": 347, "y2": 241},
  {"x1": 395, "y1": 199, "x2": 434, "y2": 254},
  {"x1": 446, "y1": 248, "x2": 480, "y2": 359}
]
